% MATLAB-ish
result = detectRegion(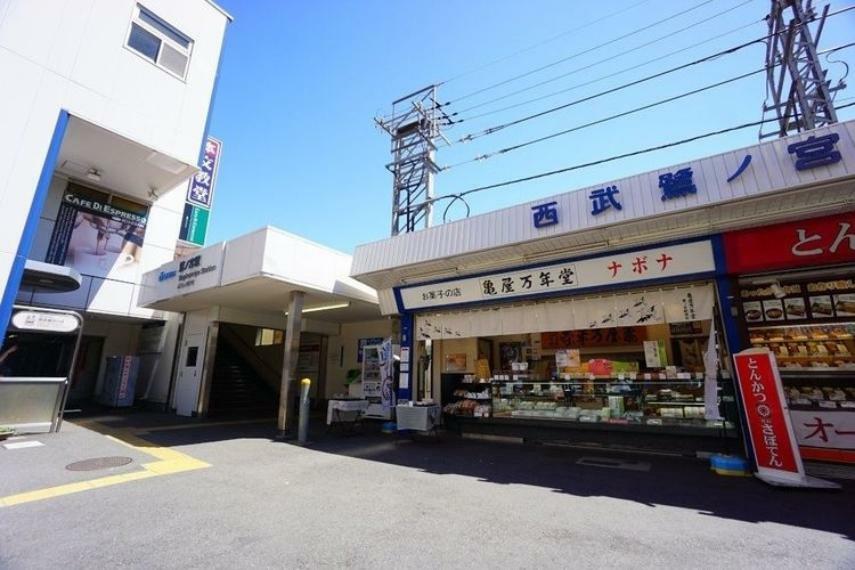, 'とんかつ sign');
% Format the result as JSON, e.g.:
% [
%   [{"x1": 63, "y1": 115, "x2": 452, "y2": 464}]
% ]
[{"x1": 733, "y1": 349, "x2": 804, "y2": 484}]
